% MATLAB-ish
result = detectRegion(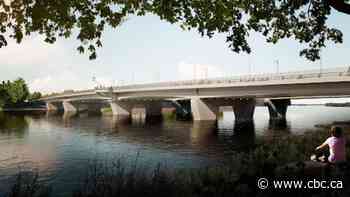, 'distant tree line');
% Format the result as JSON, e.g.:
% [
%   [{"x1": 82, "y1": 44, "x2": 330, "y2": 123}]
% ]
[{"x1": 0, "y1": 78, "x2": 41, "y2": 108}]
